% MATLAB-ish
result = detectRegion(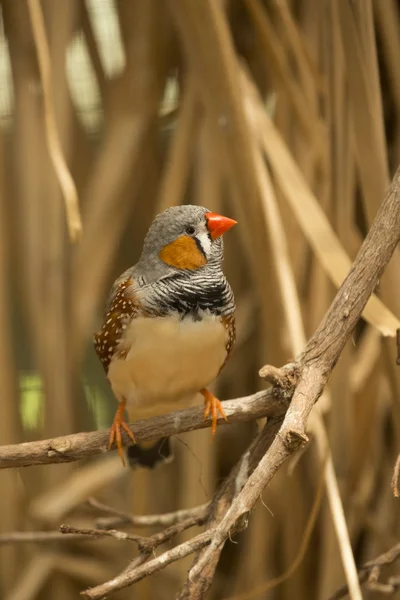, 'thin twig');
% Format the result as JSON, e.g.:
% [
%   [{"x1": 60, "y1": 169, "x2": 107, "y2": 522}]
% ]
[
  {"x1": 26, "y1": 0, "x2": 82, "y2": 242},
  {"x1": 0, "y1": 531, "x2": 100, "y2": 544},
  {"x1": 81, "y1": 530, "x2": 214, "y2": 599},
  {"x1": 0, "y1": 391, "x2": 286, "y2": 469},
  {"x1": 80, "y1": 501, "x2": 208, "y2": 556},
  {"x1": 137, "y1": 515, "x2": 209, "y2": 553},
  {"x1": 59, "y1": 525, "x2": 146, "y2": 547},
  {"x1": 87, "y1": 497, "x2": 210, "y2": 529},
  {"x1": 0, "y1": 510, "x2": 209, "y2": 565},
  {"x1": 61, "y1": 512, "x2": 209, "y2": 557}
]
